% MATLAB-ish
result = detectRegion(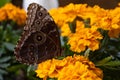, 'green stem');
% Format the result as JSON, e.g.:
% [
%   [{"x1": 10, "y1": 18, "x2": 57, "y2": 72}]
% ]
[{"x1": 84, "y1": 48, "x2": 91, "y2": 58}]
